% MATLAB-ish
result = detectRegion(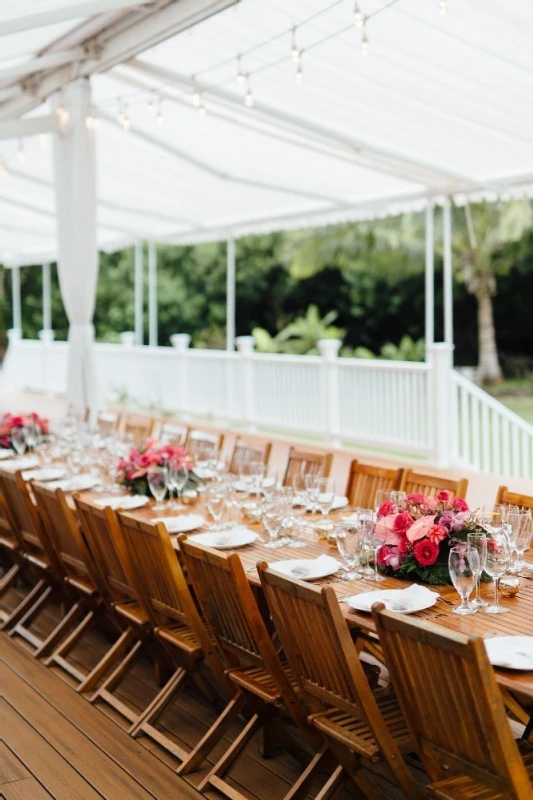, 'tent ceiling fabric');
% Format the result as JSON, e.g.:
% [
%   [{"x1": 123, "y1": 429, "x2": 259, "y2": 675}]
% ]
[{"x1": 1, "y1": 0, "x2": 533, "y2": 265}]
